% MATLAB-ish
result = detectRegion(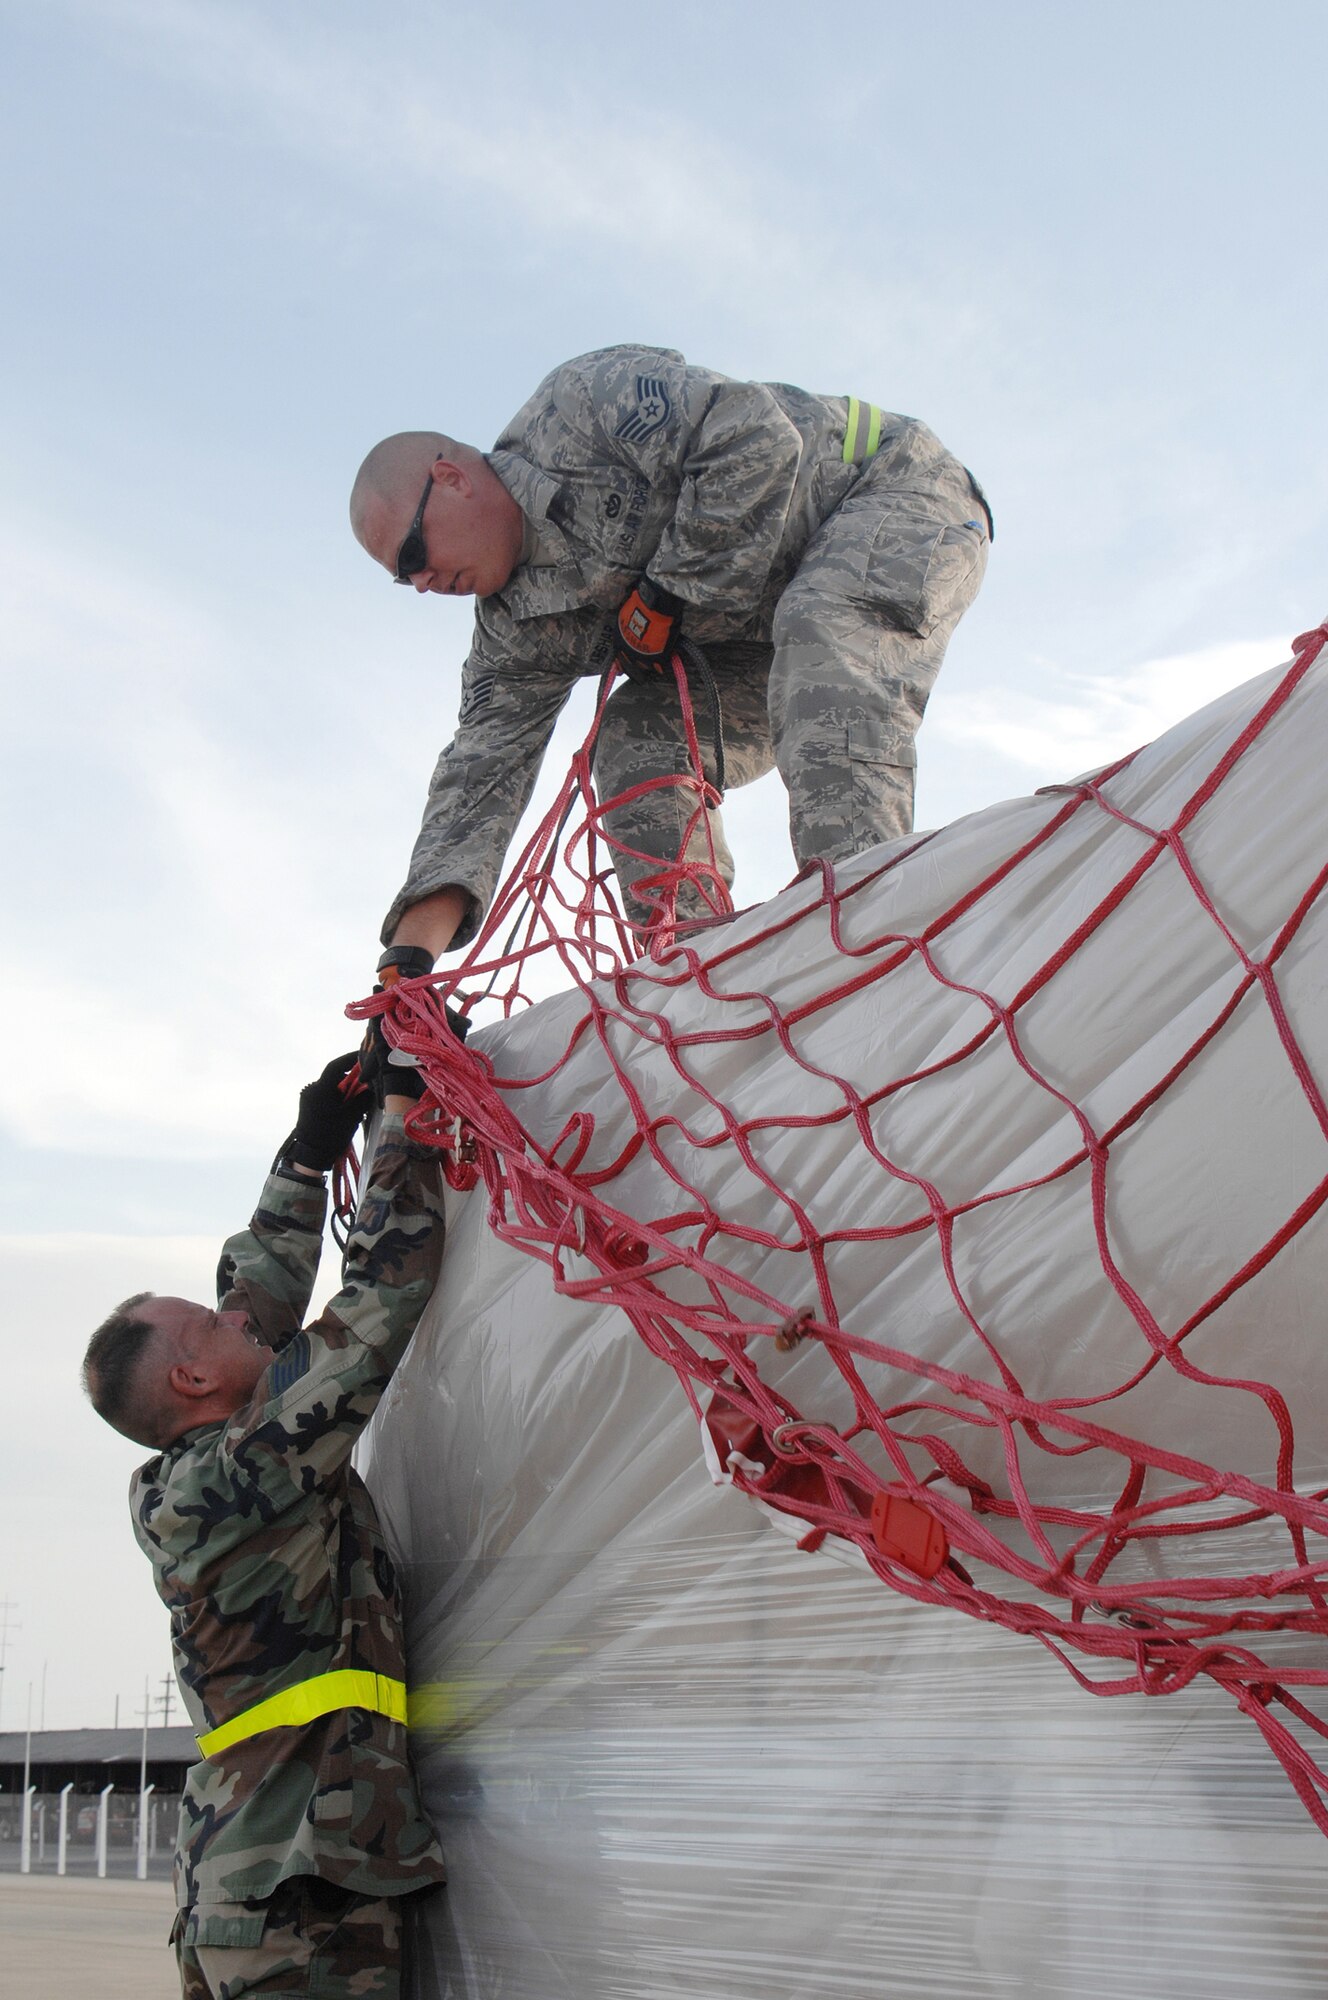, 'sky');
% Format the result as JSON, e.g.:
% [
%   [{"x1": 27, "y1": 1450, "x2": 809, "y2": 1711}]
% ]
[{"x1": 1, "y1": 0, "x2": 1324, "y2": 1732}]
